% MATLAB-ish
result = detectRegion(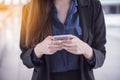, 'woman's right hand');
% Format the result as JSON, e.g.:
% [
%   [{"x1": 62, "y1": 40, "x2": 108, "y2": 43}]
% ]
[{"x1": 34, "y1": 36, "x2": 63, "y2": 58}]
